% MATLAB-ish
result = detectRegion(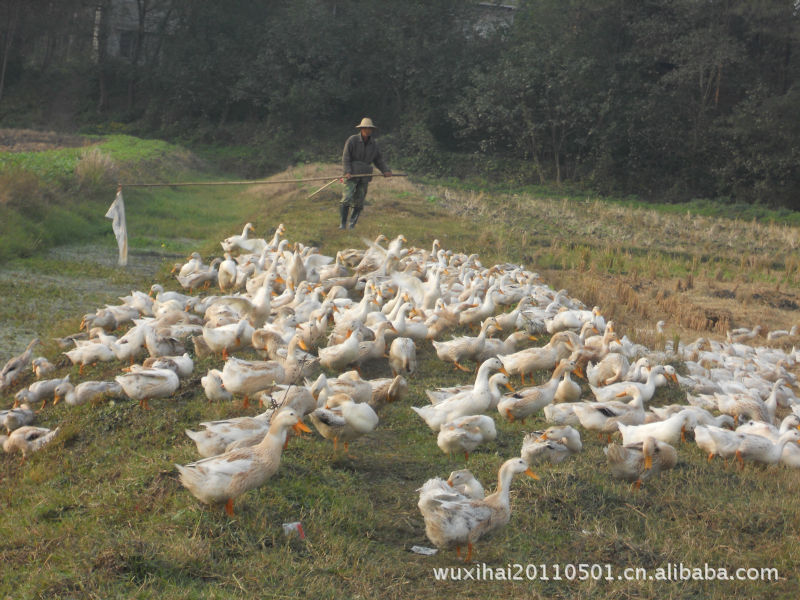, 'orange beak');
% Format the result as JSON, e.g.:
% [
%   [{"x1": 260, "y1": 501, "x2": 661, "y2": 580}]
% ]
[
  {"x1": 525, "y1": 468, "x2": 540, "y2": 480},
  {"x1": 293, "y1": 420, "x2": 312, "y2": 434}
]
